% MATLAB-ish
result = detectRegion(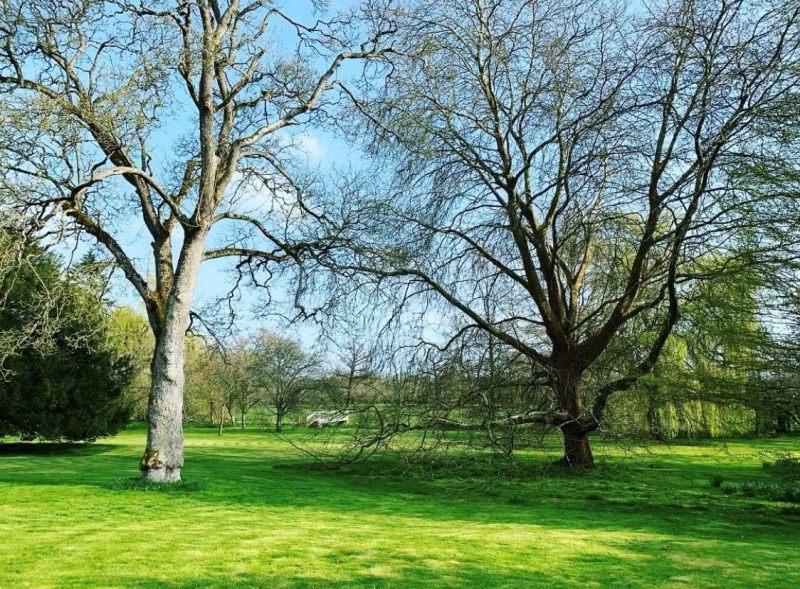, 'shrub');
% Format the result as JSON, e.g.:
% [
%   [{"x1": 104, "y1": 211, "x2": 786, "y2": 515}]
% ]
[
  {"x1": 763, "y1": 453, "x2": 800, "y2": 481},
  {"x1": 719, "y1": 480, "x2": 800, "y2": 503}
]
